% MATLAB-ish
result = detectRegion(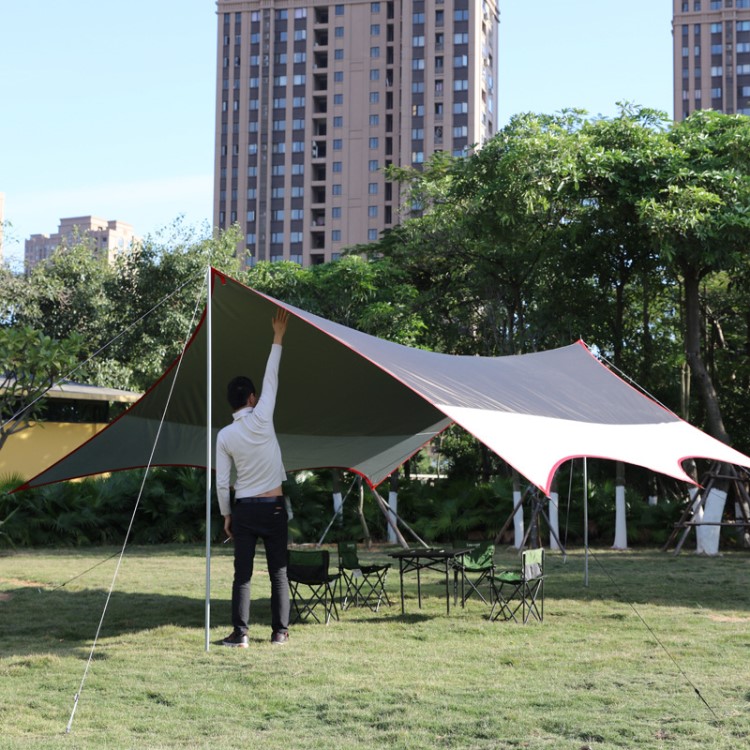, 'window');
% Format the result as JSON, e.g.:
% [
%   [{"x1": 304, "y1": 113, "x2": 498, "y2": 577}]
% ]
[
  {"x1": 412, "y1": 82, "x2": 425, "y2": 93},
  {"x1": 292, "y1": 163, "x2": 304, "y2": 174},
  {"x1": 273, "y1": 97, "x2": 286, "y2": 108},
  {"x1": 276, "y1": 9, "x2": 288, "y2": 20},
  {"x1": 454, "y1": 55, "x2": 468, "y2": 68},
  {"x1": 293, "y1": 96, "x2": 306, "y2": 107},
  {"x1": 293, "y1": 74, "x2": 306, "y2": 85},
  {"x1": 711, "y1": 23, "x2": 722, "y2": 33},
  {"x1": 334, "y1": 93, "x2": 344, "y2": 104},
  {"x1": 291, "y1": 186, "x2": 304, "y2": 197},
  {"x1": 332, "y1": 207, "x2": 342, "y2": 218},
  {"x1": 271, "y1": 233, "x2": 284, "y2": 243},
  {"x1": 272, "y1": 164, "x2": 285, "y2": 176},
  {"x1": 411, "y1": 128, "x2": 424, "y2": 139},
  {"x1": 738, "y1": 64, "x2": 750, "y2": 73},
  {"x1": 739, "y1": 21, "x2": 750, "y2": 31},
  {"x1": 370, "y1": 69, "x2": 380, "y2": 80},
  {"x1": 739, "y1": 0, "x2": 750, "y2": 7},
  {"x1": 272, "y1": 210, "x2": 285, "y2": 221},
  {"x1": 454, "y1": 9, "x2": 469, "y2": 21},
  {"x1": 368, "y1": 182, "x2": 378, "y2": 194},
  {"x1": 246, "y1": 233, "x2": 256, "y2": 245},
  {"x1": 371, "y1": 24, "x2": 380, "y2": 35},
  {"x1": 371, "y1": 46, "x2": 380, "y2": 58},
  {"x1": 294, "y1": 52, "x2": 306, "y2": 63},
  {"x1": 274, "y1": 75, "x2": 287, "y2": 86},
  {"x1": 369, "y1": 137, "x2": 379, "y2": 148},
  {"x1": 368, "y1": 206, "x2": 378, "y2": 218},
  {"x1": 333, "y1": 116, "x2": 343, "y2": 127},
  {"x1": 710, "y1": 1, "x2": 721, "y2": 8},
  {"x1": 273, "y1": 119, "x2": 286, "y2": 130},
  {"x1": 332, "y1": 184, "x2": 343, "y2": 195},
  {"x1": 711, "y1": 44, "x2": 723, "y2": 54},
  {"x1": 247, "y1": 211, "x2": 255, "y2": 222},
  {"x1": 248, "y1": 166, "x2": 258, "y2": 176},
  {"x1": 412, "y1": 151, "x2": 424, "y2": 163},
  {"x1": 295, "y1": 8, "x2": 307, "y2": 18},
  {"x1": 453, "y1": 79, "x2": 469, "y2": 91},
  {"x1": 368, "y1": 229, "x2": 378, "y2": 241},
  {"x1": 335, "y1": 4, "x2": 345, "y2": 15},
  {"x1": 712, "y1": 87, "x2": 723, "y2": 97},
  {"x1": 412, "y1": 104, "x2": 424, "y2": 116},
  {"x1": 334, "y1": 71, "x2": 344, "y2": 81},
  {"x1": 370, "y1": 91, "x2": 380, "y2": 103},
  {"x1": 413, "y1": 36, "x2": 425, "y2": 47},
  {"x1": 711, "y1": 66, "x2": 723, "y2": 76},
  {"x1": 335, "y1": 48, "x2": 344, "y2": 59},
  {"x1": 454, "y1": 32, "x2": 469, "y2": 44},
  {"x1": 294, "y1": 29, "x2": 306, "y2": 40},
  {"x1": 335, "y1": 26, "x2": 344, "y2": 37},
  {"x1": 292, "y1": 140, "x2": 305, "y2": 152},
  {"x1": 453, "y1": 125, "x2": 468, "y2": 137},
  {"x1": 333, "y1": 138, "x2": 343, "y2": 150},
  {"x1": 369, "y1": 114, "x2": 380, "y2": 125},
  {"x1": 413, "y1": 12, "x2": 425, "y2": 23},
  {"x1": 250, "y1": 77, "x2": 260, "y2": 88},
  {"x1": 247, "y1": 188, "x2": 257, "y2": 198},
  {"x1": 371, "y1": 2, "x2": 380, "y2": 12},
  {"x1": 739, "y1": 43, "x2": 750, "y2": 52},
  {"x1": 453, "y1": 101, "x2": 468, "y2": 114},
  {"x1": 412, "y1": 58, "x2": 425, "y2": 70},
  {"x1": 332, "y1": 230, "x2": 342, "y2": 241},
  {"x1": 248, "y1": 143, "x2": 258, "y2": 154},
  {"x1": 436, "y1": 10, "x2": 444, "y2": 25},
  {"x1": 332, "y1": 161, "x2": 343, "y2": 172},
  {"x1": 291, "y1": 232, "x2": 303, "y2": 242},
  {"x1": 369, "y1": 159, "x2": 379, "y2": 171},
  {"x1": 291, "y1": 209, "x2": 304, "y2": 220}
]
